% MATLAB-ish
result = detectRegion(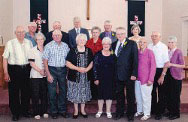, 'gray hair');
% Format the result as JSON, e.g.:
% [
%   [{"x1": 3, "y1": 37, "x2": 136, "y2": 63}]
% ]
[
  {"x1": 52, "y1": 29, "x2": 62, "y2": 35},
  {"x1": 116, "y1": 27, "x2": 126, "y2": 33},
  {"x1": 104, "y1": 20, "x2": 112, "y2": 25},
  {"x1": 76, "y1": 34, "x2": 87, "y2": 44},
  {"x1": 34, "y1": 32, "x2": 46, "y2": 41},
  {"x1": 28, "y1": 22, "x2": 37, "y2": 27},
  {"x1": 73, "y1": 17, "x2": 81, "y2": 22},
  {"x1": 91, "y1": 26, "x2": 101, "y2": 33},
  {"x1": 131, "y1": 25, "x2": 141, "y2": 34},
  {"x1": 102, "y1": 37, "x2": 112, "y2": 45},
  {"x1": 168, "y1": 36, "x2": 177, "y2": 43}
]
